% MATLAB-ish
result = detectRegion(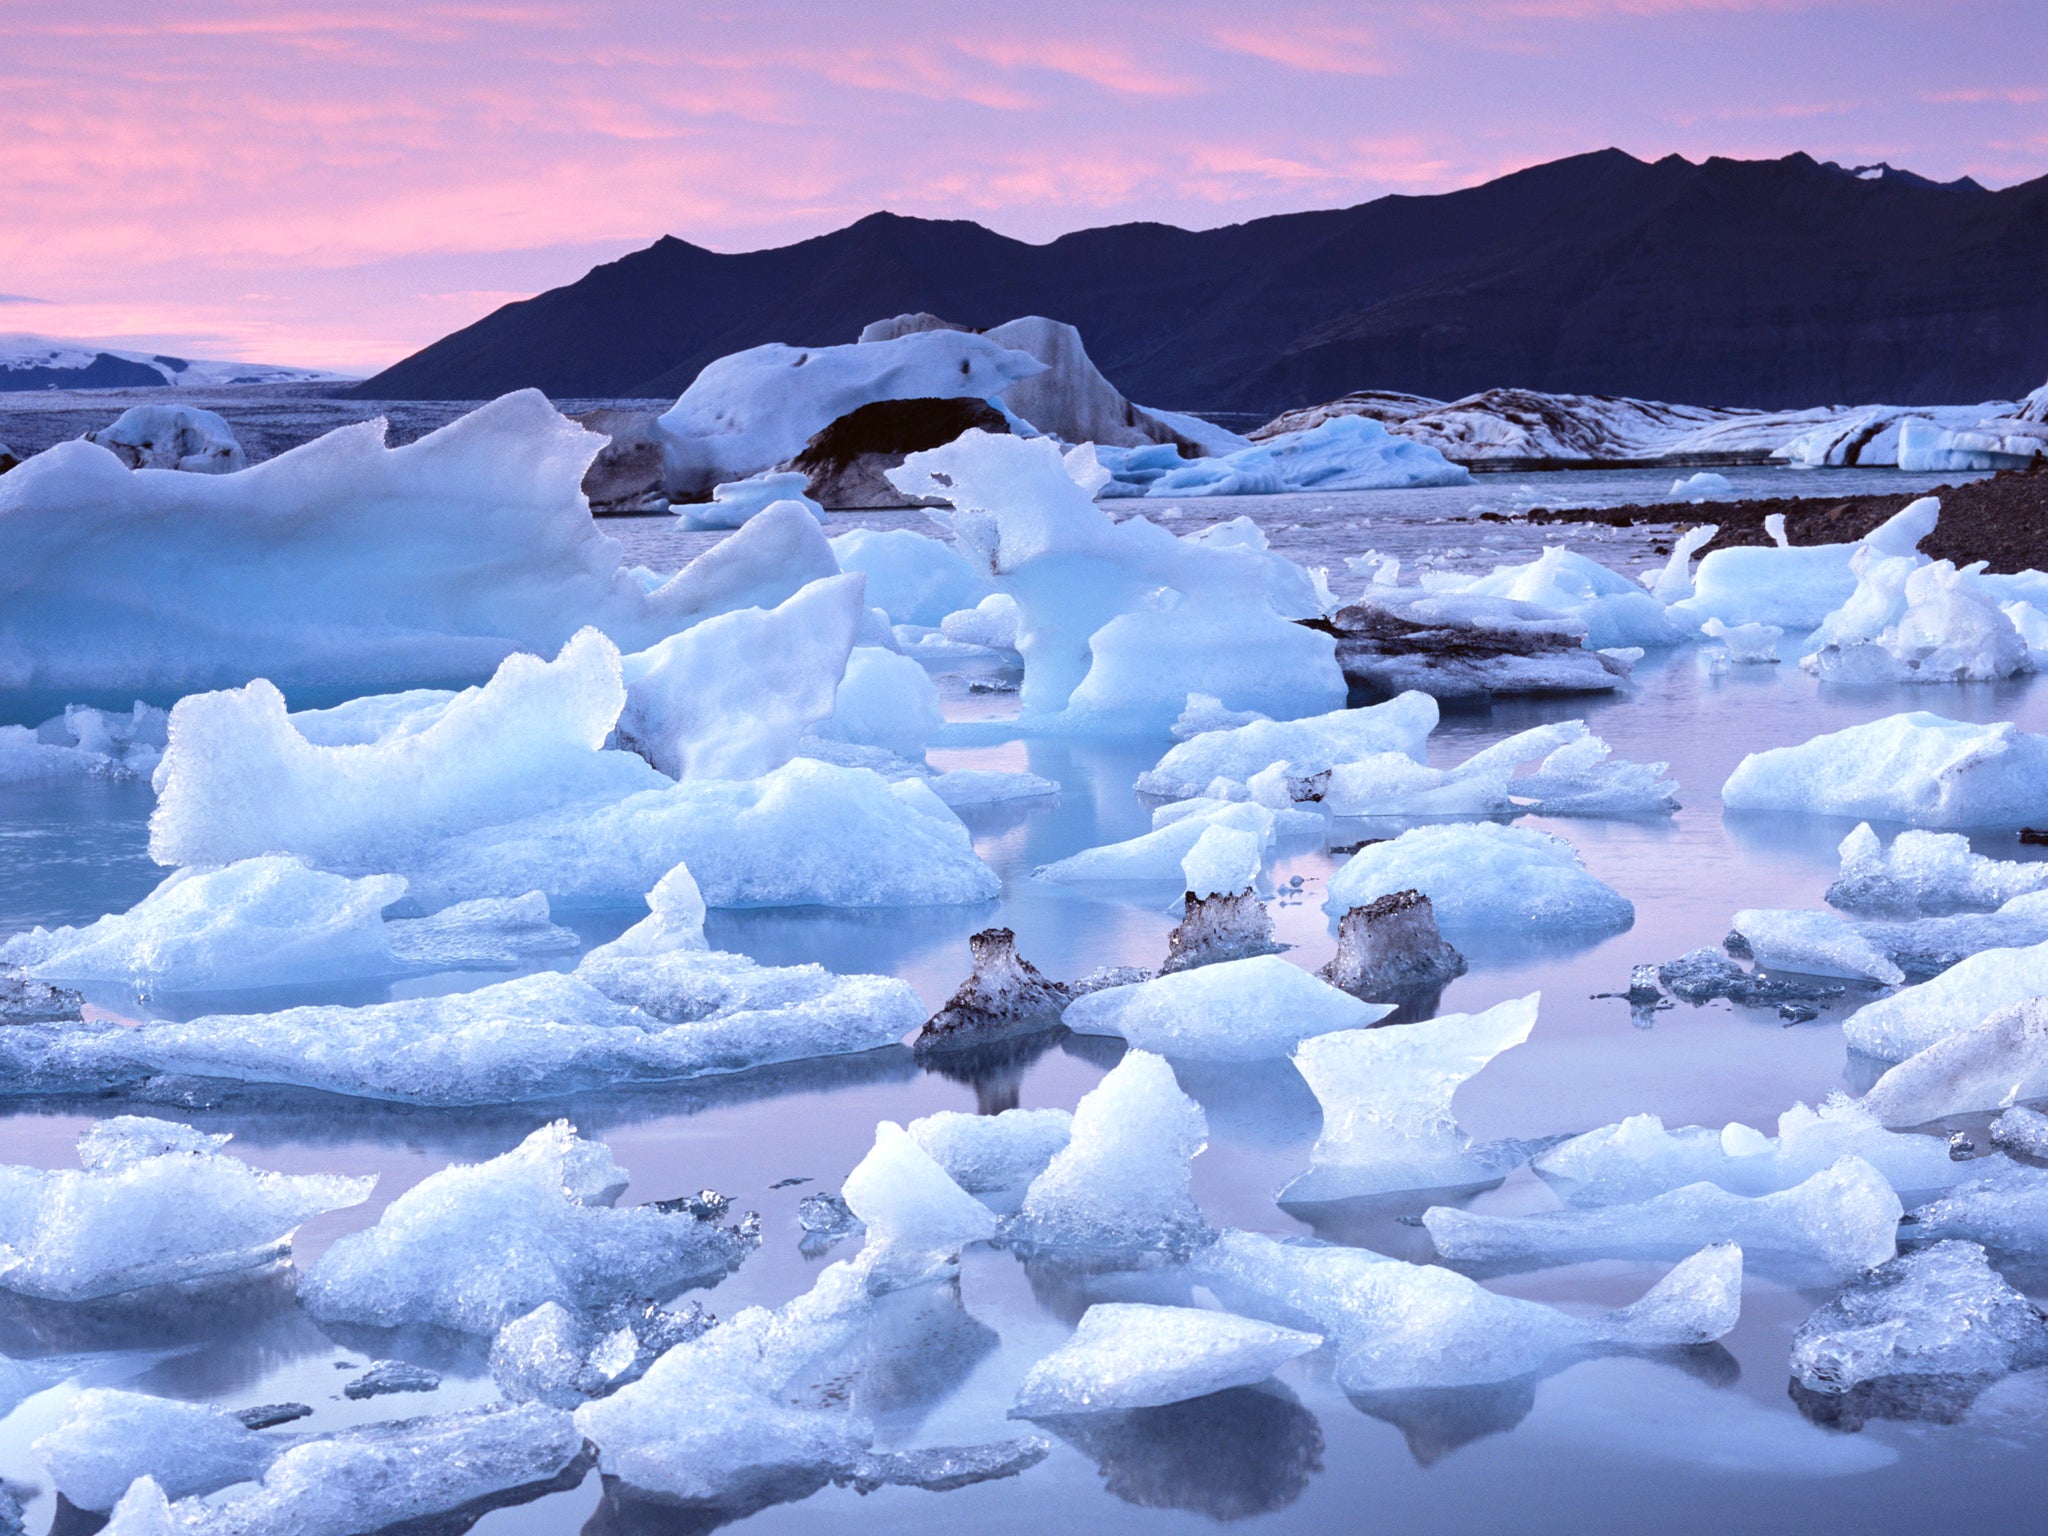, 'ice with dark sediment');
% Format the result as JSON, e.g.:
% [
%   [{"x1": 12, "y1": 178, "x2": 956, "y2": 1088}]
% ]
[
  {"x1": 300, "y1": 1121, "x2": 754, "y2": 1334},
  {"x1": 1990, "y1": 1103, "x2": 2048, "y2": 1161},
  {"x1": 1828, "y1": 823, "x2": 2048, "y2": 917},
  {"x1": 1534, "y1": 1097, "x2": 1973, "y2": 1204},
  {"x1": 1194, "y1": 1229, "x2": 1741, "y2": 1392},
  {"x1": 1064, "y1": 956, "x2": 1387, "y2": 1062},
  {"x1": 1319, "y1": 890, "x2": 1467, "y2": 1004},
  {"x1": 1654, "y1": 947, "x2": 1843, "y2": 1007},
  {"x1": 1424, "y1": 1156, "x2": 1903, "y2": 1279},
  {"x1": 0, "y1": 1116, "x2": 371, "y2": 1301},
  {"x1": 1324, "y1": 589, "x2": 1633, "y2": 700},
  {"x1": 1280, "y1": 995, "x2": 1537, "y2": 1202},
  {"x1": 1789, "y1": 1241, "x2": 2048, "y2": 1428},
  {"x1": 1428, "y1": 544, "x2": 1692, "y2": 650},
  {"x1": 1011, "y1": 1303, "x2": 1321, "y2": 1416},
  {"x1": 915, "y1": 927, "x2": 1075, "y2": 1051},
  {"x1": 1860, "y1": 998, "x2": 2048, "y2": 1125},
  {"x1": 1736, "y1": 893, "x2": 2048, "y2": 985}
]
